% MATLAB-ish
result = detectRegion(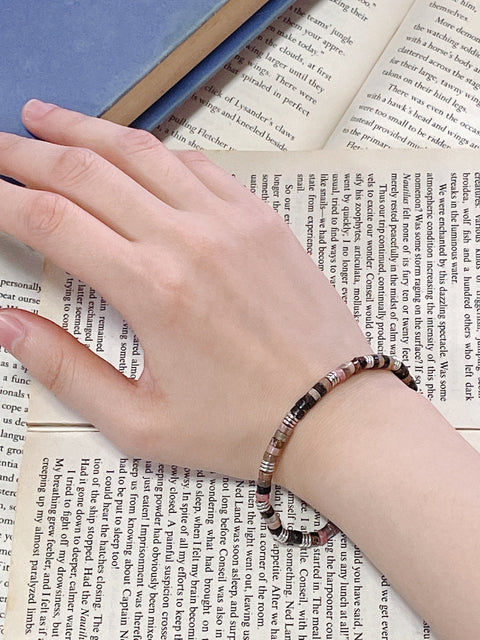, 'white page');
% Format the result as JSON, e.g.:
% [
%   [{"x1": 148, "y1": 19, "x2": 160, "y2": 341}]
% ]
[
  {"x1": 11, "y1": 425, "x2": 480, "y2": 639},
  {"x1": 7, "y1": 429, "x2": 440, "y2": 639},
  {"x1": 210, "y1": 148, "x2": 480, "y2": 428},
  {"x1": 32, "y1": 148, "x2": 480, "y2": 429},
  {"x1": 14, "y1": 147, "x2": 480, "y2": 639},
  {"x1": 28, "y1": 261, "x2": 142, "y2": 426},
  {"x1": 154, "y1": 0, "x2": 414, "y2": 151},
  {"x1": 326, "y1": 0, "x2": 480, "y2": 149},
  {"x1": 0, "y1": 233, "x2": 42, "y2": 627}
]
